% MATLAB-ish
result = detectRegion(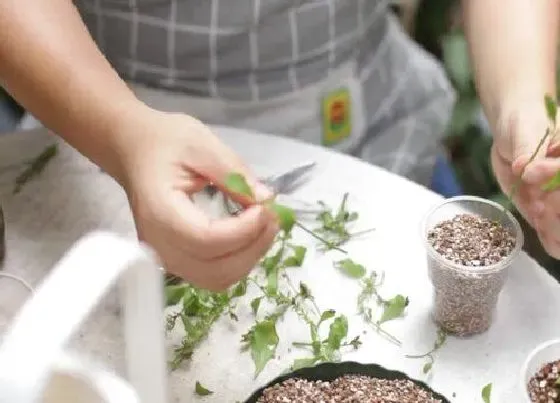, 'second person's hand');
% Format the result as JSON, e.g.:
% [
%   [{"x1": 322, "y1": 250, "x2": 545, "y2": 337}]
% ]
[
  {"x1": 115, "y1": 107, "x2": 280, "y2": 291},
  {"x1": 493, "y1": 97, "x2": 560, "y2": 258}
]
